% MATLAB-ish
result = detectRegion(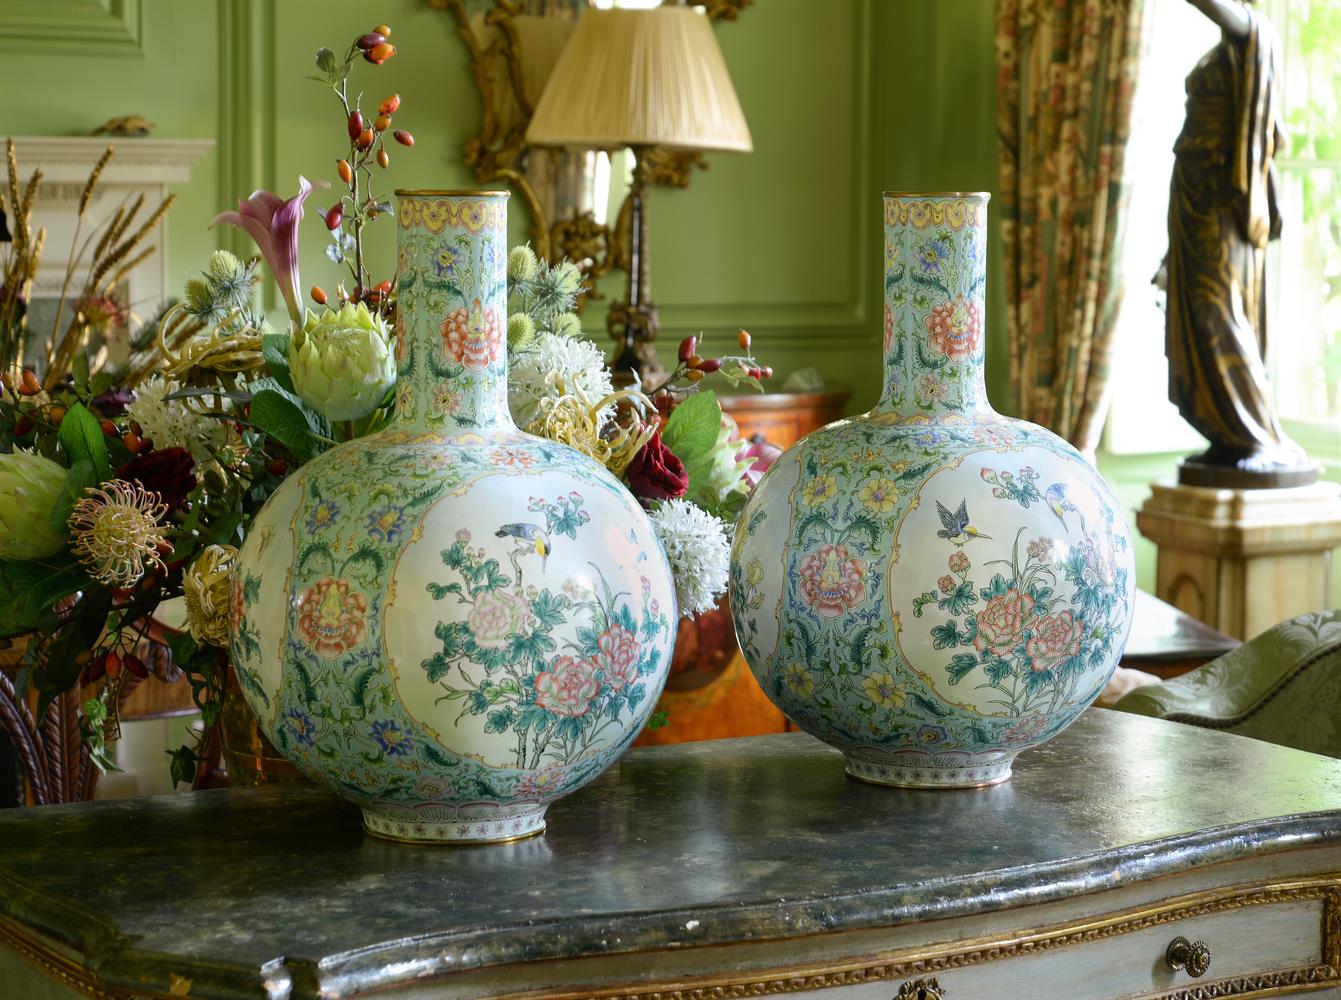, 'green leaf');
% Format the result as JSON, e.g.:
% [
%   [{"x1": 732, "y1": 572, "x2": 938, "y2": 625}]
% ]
[
  {"x1": 660, "y1": 390, "x2": 720, "y2": 463},
  {"x1": 262, "y1": 333, "x2": 296, "y2": 393},
  {"x1": 315, "y1": 46, "x2": 337, "y2": 73},
  {"x1": 249, "y1": 388, "x2": 325, "y2": 463},
  {"x1": 350, "y1": 665, "x2": 377, "y2": 710},
  {"x1": 208, "y1": 508, "x2": 244, "y2": 546},
  {"x1": 35, "y1": 589, "x2": 113, "y2": 710},
  {"x1": 645, "y1": 710, "x2": 671, "y2": 730},
  {"x1": 81, "y1": 697, "x2": 107, "y2": 726},
  {"x1": 164, "y1": 386, "x2": 252, "y2": 404},
  {"x1": 168, "y1": 745, "x2": 199, "y2": 789},
  {"x1": 72, "y1": 352, "x2": 90, "y2": 397},
  {"x1": 0, "y1": 553, "x2": 88, "y2": 639},
  {"x1": 947, "y1": 653, "x2": 978, "y2": 684},
  {"x1": 50, "y1": 459, "x2": 96, "y2": 535},
  {"x1": 165, "y1": 628, "x2": 199, "y2": 670},
  {"x1": 89, "y1": 371, "x2": 115, "y2": 397},
  {"x1": 58, "y1": 402, "x2": 111, "y2": 481}
]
